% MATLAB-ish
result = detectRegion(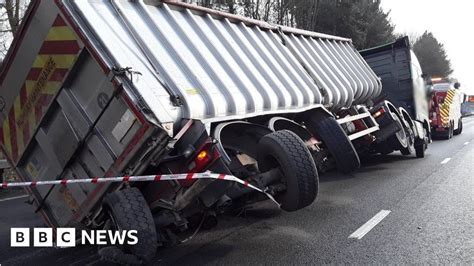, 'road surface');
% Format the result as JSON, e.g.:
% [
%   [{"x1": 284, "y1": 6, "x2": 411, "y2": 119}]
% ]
[{"x1": 1, "y1": 117, "x2": 473, "y2": 265}]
